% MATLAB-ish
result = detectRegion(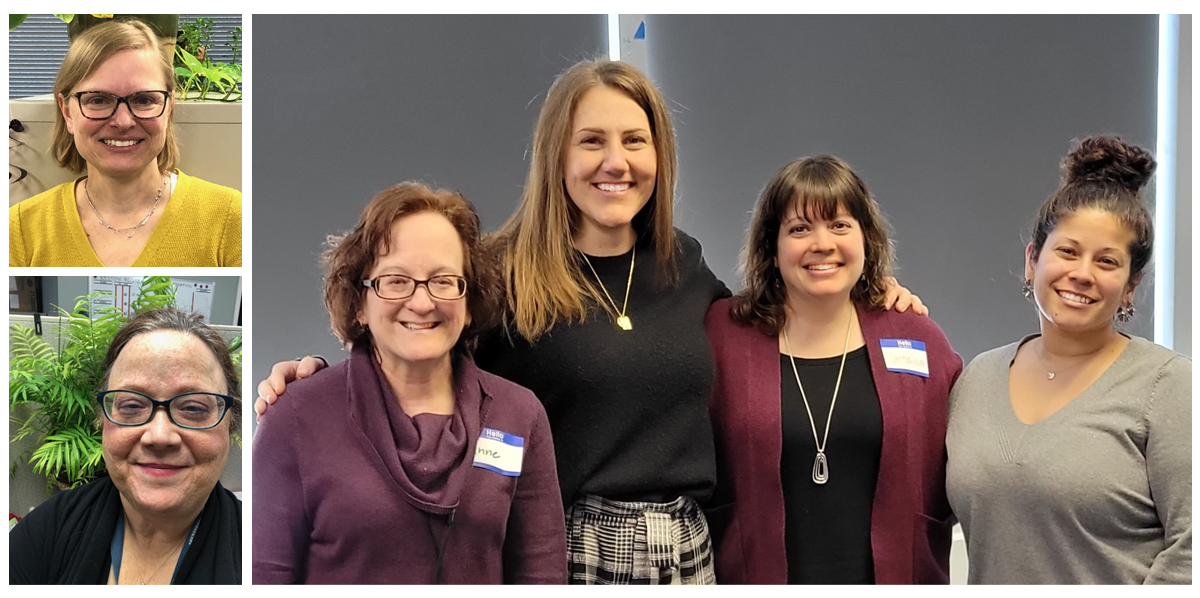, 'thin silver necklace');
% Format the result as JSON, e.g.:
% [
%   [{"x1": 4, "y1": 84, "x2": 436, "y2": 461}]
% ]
[
  {"x1": 126, "y1": 519, "x2": 187, "y2": 585},
  {"x1": 85, "y1": 174, "x2": 167, "y2": 239},
  {"x1": 782, "y1": 310, "x2": 853, "y2": 485}
]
